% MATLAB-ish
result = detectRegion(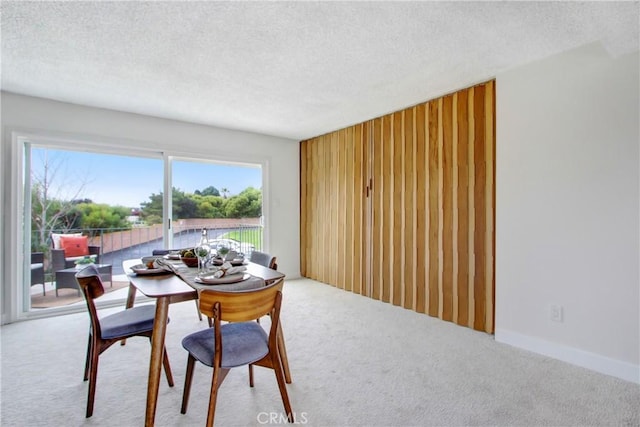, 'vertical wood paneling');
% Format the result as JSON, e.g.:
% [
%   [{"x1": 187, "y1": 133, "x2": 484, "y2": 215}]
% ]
[
  {"x1": 372, "y1": 118, "x2": 383, "y2": 299},
  {"x1": 415, "y1": 103, "x2": 427, "y2": 314},
  {"x1": 382, "y1": 115, "x2": 393, "y2": 303},
  {"x1": 442, "y1": 95, "x2": 454, "y2": 322},
  {"x1": 337, "y1": 129, "x2": 346, "y2": 290},
  {"x1": 345, "y1": 127, "x2": 354, "y2": 293},
  {"x1": 427, "y1": 100, "x2": 440, "y2": 318},
  {"x1": 473, "y1": 84, "x2": 487, "y2": 332},
  {"x1": 403, "y1": 108, "x2": 415, "y2": 310},
  {"x1": 353, "y1": 124, "x2": 365, "y2": 295},
  {"x1": 485, "y1": 81, "x2": 495, "y2": 332},
  {"x1": 300, "y1": 80, "x2": 495, "y2": 333},
  {"x1": 456, "y1": 89, "x2": 470, "y2": 327},
  {"x1": 392, "y1": 112, "x2": 403, "y2": 306}
]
